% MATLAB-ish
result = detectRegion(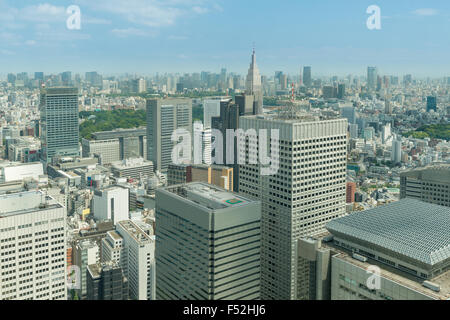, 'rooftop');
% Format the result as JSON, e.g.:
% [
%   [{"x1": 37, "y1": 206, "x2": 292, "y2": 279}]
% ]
[
  {"x1": 401, "y1": 165, "x2": 450, "y2": 184},
  {"x1": 0, "y1": 191, "x2": 62, "y2": 217},
  {"x1": 326, "y1": 199, "x2": 450, "y2": 266},
  {"x1": 117, "y1": 220, "x2": 153, "y2": 245},
  {"x1": 164, "y1": 182, "x2": 254, "y2": 210}
]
